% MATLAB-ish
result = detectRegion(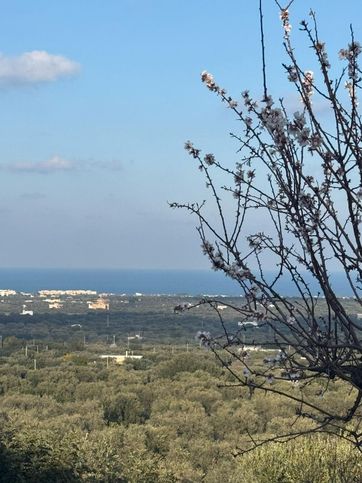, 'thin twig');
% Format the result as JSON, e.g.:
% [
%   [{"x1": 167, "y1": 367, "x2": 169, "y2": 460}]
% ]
[{"x1": 259, "y1": 0, "x2": 268, "y2": 100}]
